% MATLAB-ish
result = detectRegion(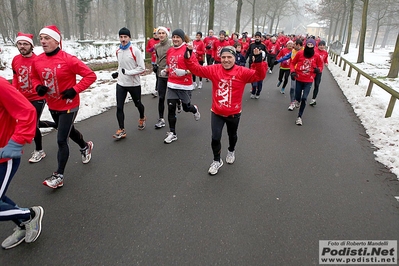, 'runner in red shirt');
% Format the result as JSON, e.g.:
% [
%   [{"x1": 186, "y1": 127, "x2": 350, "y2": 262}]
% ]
[
  {"x1": 185, "y1": 45, "x2": 266, "y2": 175},
  {"x1": 192, "y1": 32, "x2": 205, "y2": 89},
  {"x1": 310, "y1": 40, "x2": 329, "y2": 106},
  {"x1": 212, "y1": 30, "x2": 230, "y2": 64}
]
